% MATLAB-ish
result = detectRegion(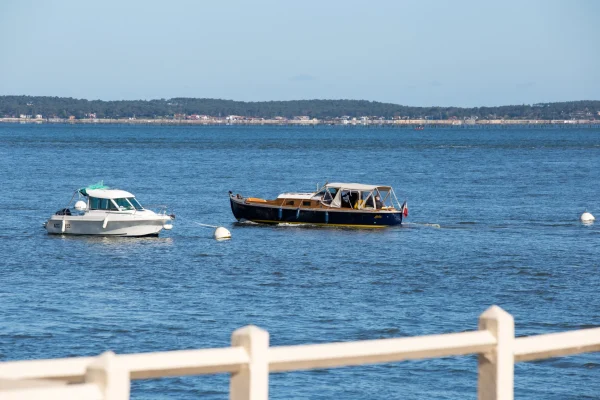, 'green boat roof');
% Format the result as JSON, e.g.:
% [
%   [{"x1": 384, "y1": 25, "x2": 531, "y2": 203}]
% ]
[{"x1": 79, "y1": 181, "x2": 110, "y2": 196}]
